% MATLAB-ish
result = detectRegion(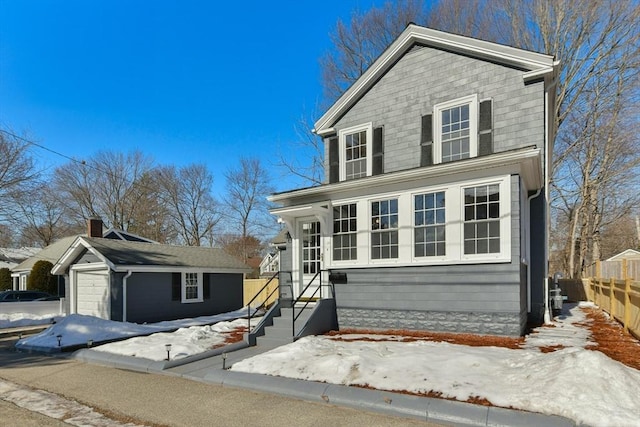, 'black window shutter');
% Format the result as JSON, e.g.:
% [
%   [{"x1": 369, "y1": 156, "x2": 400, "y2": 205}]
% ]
[
  {"x1": 478, "y1": 100, "x2": 493, "y2": 156},
  {"x1": 171, "y1": 273, "x2": 181, "y2": 301},
  {"x1": 328, "y1": 137, "x2": 339, "y2": 183},
  {"x1": 420, "y1": 114, "x2": 433, "y2": 167},
  {"x1": 203, "y1": 274, "x2": 211, "y2": 300},
  {"x1": 372, "y1": 126, "x2": 384, "y2": 175}
]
